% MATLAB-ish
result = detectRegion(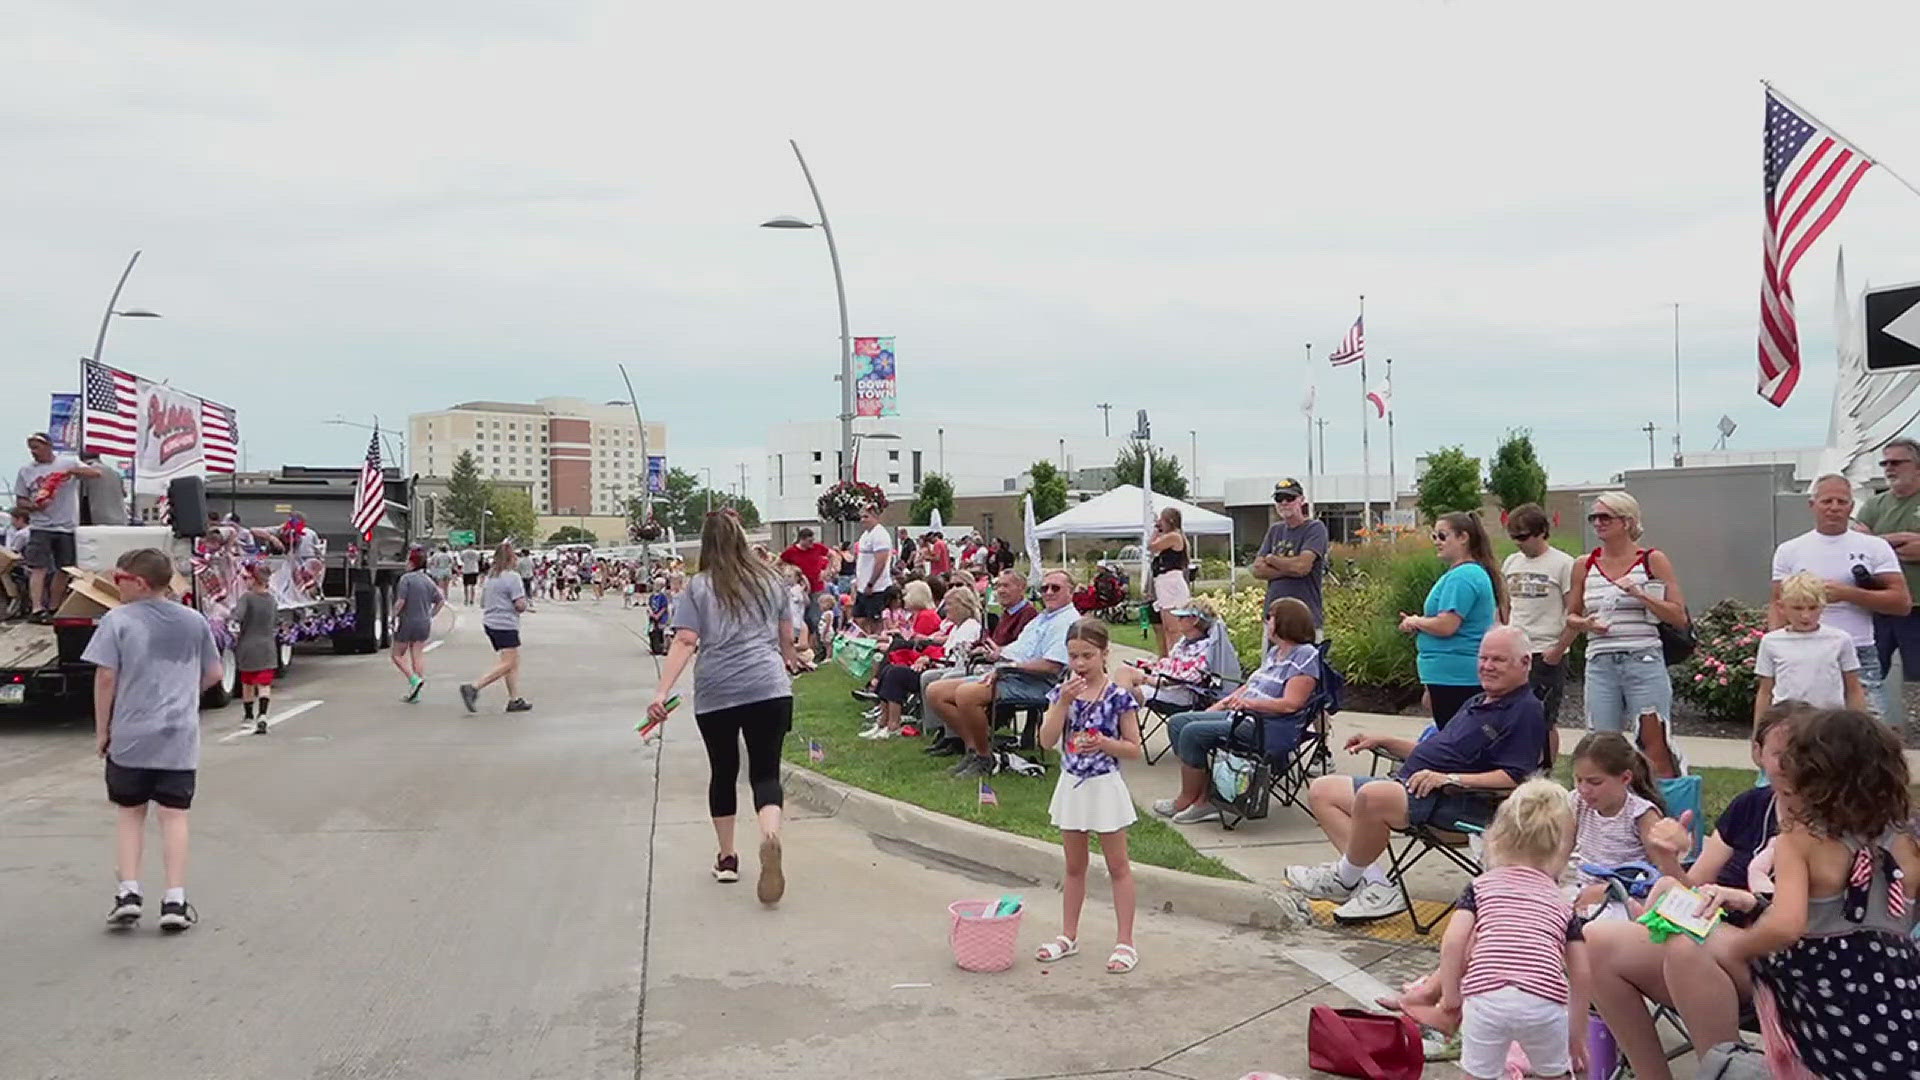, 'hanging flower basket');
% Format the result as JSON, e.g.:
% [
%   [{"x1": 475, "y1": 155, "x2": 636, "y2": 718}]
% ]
[
  {"x1": 631, "y1": 517, "x2": 664, "y2": 543},
  {"x1": 817, "y1": 480, "x2": 887, "y2": 523}
]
